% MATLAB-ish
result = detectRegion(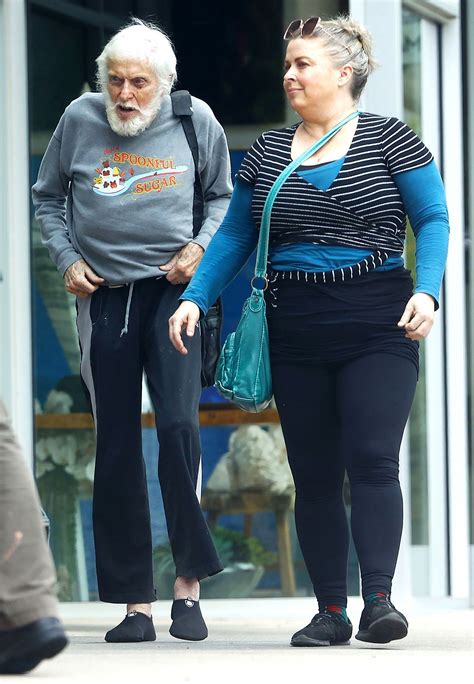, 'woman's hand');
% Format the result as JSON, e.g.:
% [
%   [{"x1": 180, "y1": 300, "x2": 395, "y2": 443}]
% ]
[
  {"x1": 397, "y1": 292, "x2": 435, "y2": 340},
  {"x1": 169, "y1": 301, "x2": 201, "y2": 354}
]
